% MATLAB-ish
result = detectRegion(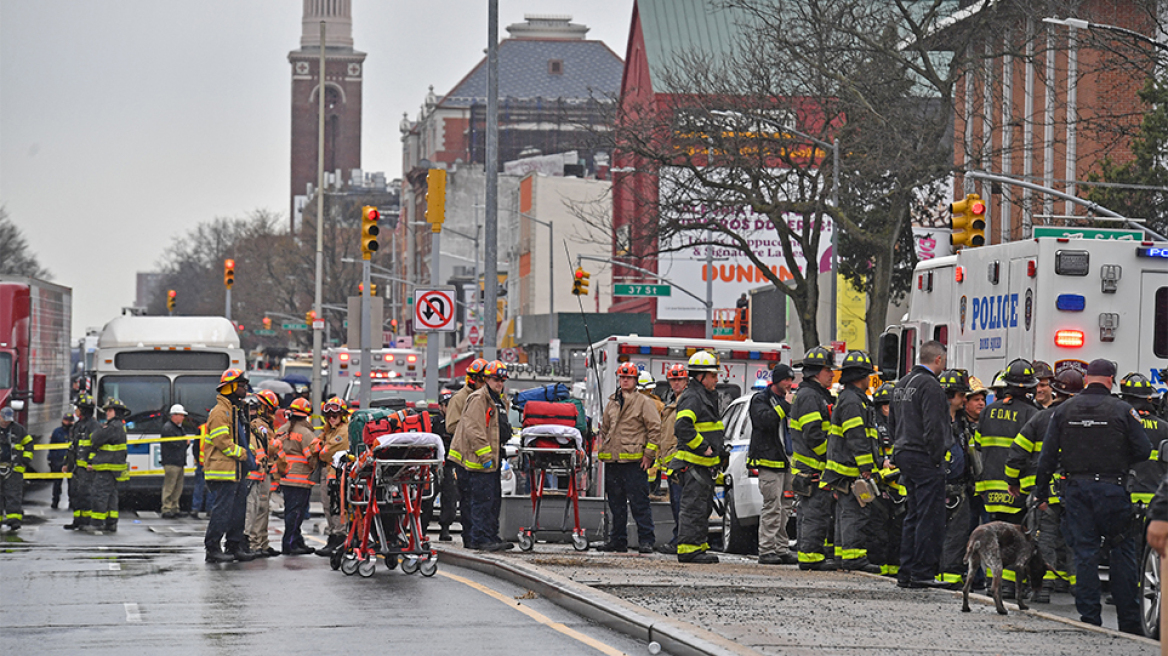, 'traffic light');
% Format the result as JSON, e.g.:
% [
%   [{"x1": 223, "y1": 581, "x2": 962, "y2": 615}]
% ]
[
  {"x1": 262, "y1": 317, "x2": 271, "y2": 330},
  {"x1": 360, "y1": 206, "x2": 380, "y2": 259},
  {"x1": 572, "y1": 268, "x2": 591, "y2": 296},
  {"x1": 223, "y1": 259, "x2": 235, "y2": 289},
  {"x1": 358, "y1": 283, "x2": 379, "y2": 296},
  {"x1": 425, "y1": 169, "x2": 446, "y2": 232},
  {"x1": 166, "y1": 289, "x2": 176, "y2": 312},
  {"x1": 390, "y1": 319, "x2": 398, "y2": 332},
  {"x1": 950, "y1": 193, "x2": 987, "y2": 249},
  {"x1": 306, "y1": 310, "x2": 317, "y2": 325}
]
